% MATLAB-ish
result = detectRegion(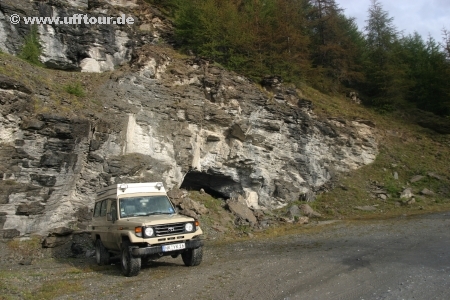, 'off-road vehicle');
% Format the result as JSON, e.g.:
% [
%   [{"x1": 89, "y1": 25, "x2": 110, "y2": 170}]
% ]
[{"x1": 88, "y1": 182, "x2": 203, "y2": 276}]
